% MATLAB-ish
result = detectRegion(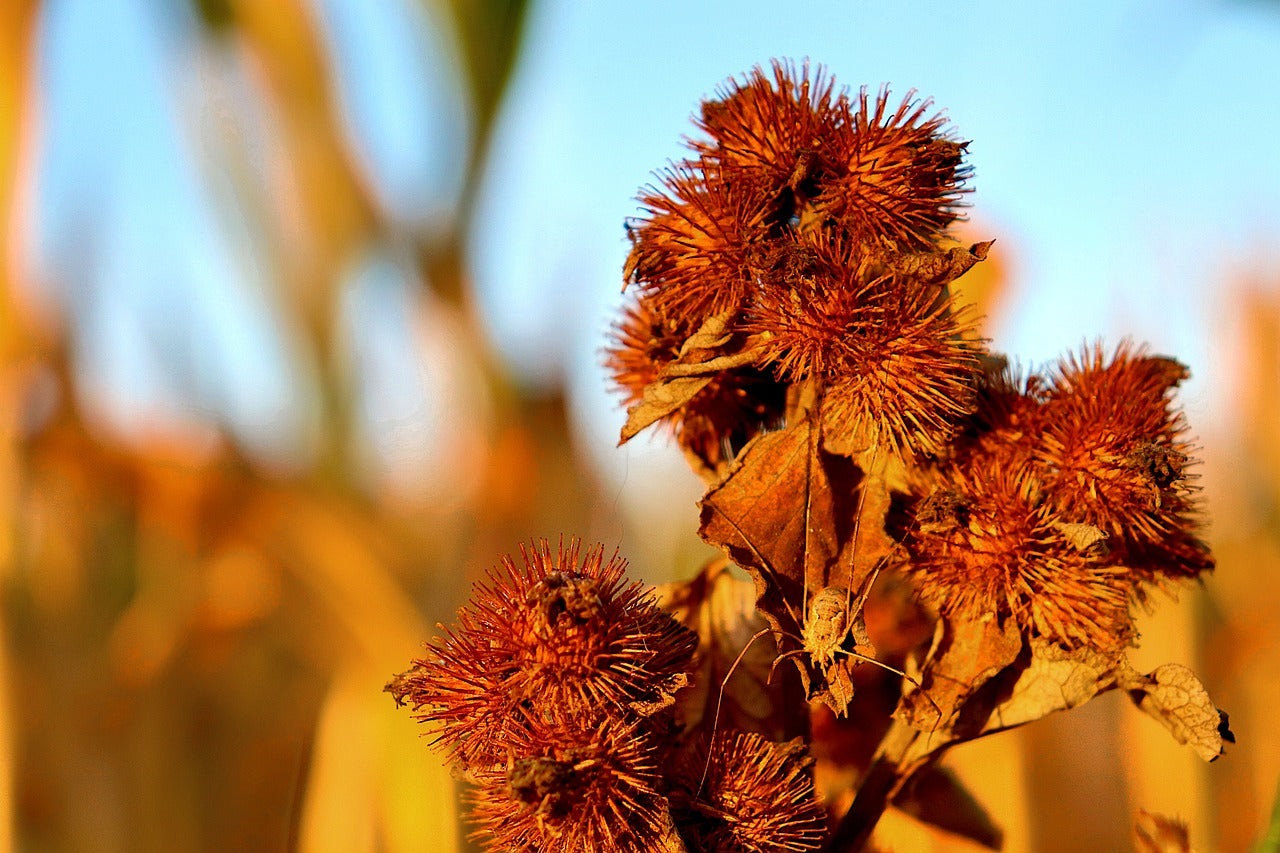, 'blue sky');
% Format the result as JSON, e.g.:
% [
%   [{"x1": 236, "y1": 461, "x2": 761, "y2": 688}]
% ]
[{"x1": 21, "y1": 0, "x2": 1280, "y2": 492}]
